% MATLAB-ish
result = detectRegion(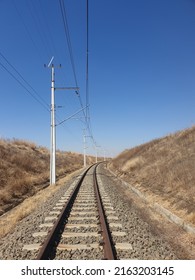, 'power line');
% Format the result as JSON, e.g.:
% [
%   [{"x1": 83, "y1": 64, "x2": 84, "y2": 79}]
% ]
[
  {"x1": 57, "y1": 0, "x2": 99, "y2": 158},
  {"x1": 59, "y1": 0, "x2": 78, "y2": 87},
  {"x1": 38, "y1": 0, "x2": 63, "y2": 65},
  {"x1": 85, "y1": 0, "x2": 96, "y2": 147},
  {"x1": 31, "y1": 1, "x2": 86, "y2": 145},
  {"x1": 0, "y1": 52, "x2": 50, "y2": 110},
  {"x1": 2, "y1": 2, "x2": 92, "y2": 156},
  {"x1": 86, "y1": 0, "x2": 89, "y2": 123},
  {"x1": 27, "y1": 0, "x2": 52, "y2": 60},
  {"x1": 0, "y1": 54, "x2": 50, "y2": 113},
  {"x1": 12, "y1": 0, "x2": 46, "y2": 64},
  {"x1": 0, "y1": 53, "x2": 83, "y2": 148},
  {"x1": 59, "y1": 0, "x2": 86, "y2": 119}
]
